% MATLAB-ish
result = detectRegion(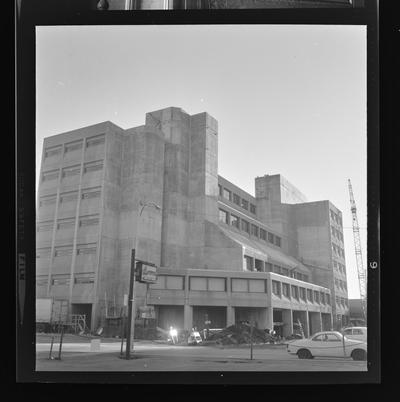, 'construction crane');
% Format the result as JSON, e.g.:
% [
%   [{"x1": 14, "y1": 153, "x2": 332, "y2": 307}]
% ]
[{"x1": 348, "y1": 179, "x2": 367, "y2": 324}]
